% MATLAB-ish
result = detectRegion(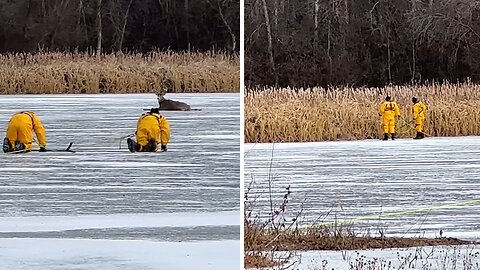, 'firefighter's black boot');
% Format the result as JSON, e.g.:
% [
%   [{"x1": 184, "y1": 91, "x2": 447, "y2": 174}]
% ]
[
  {"x1": 14, "y1": 141, "x2": 25, "y2": 151},
  {"x1": 2, "y1": 138, "x2": 11, "y2": 153},
  {"x1": 413, "y1": 132, "x2": 421, "y2": 139},
  {"x1": 145, "y1": 139, "x2": 158, "y2": 152},
  {"x1": 391, "y1": 133, "x2": 395, "y2": 140},
  {"x1": 127, "y1": 138, "x2": 137, "y2": 153},
  {"x1": 383, "y1": 133, "x2": 389, "y2": 140}
]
